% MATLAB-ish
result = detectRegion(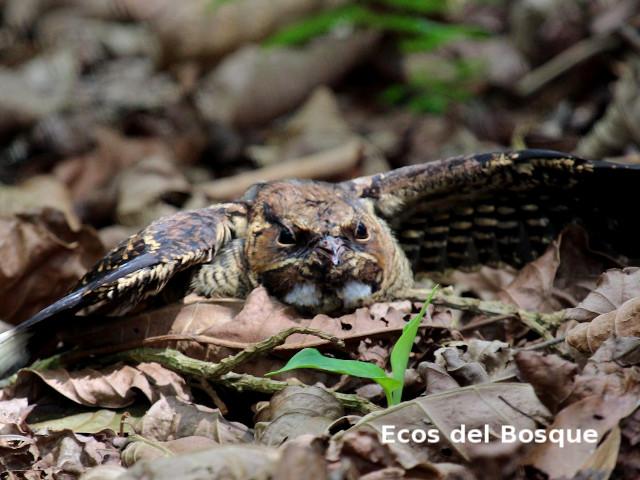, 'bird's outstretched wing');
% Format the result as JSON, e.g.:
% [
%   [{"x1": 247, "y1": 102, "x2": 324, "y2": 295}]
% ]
[
  {"x1": 345, "y1": 150, "x2": 640, "y2": 272},
  {"x1": 34, "y1": 203, "x2": 247, "y2": 324},
  {"x1": 0, "y1": 203, "x2": 246, "y2": 376}
]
